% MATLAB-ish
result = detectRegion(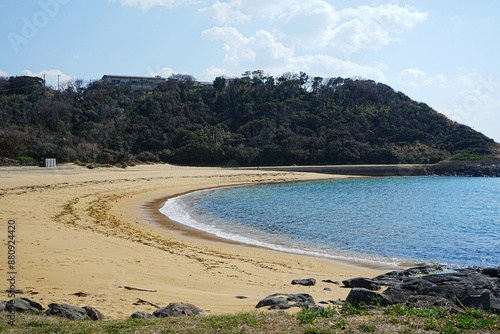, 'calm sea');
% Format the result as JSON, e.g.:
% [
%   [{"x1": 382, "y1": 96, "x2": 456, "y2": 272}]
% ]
[{"x1": 159, "y1": 177, "x2": 500, "y2": 267}]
